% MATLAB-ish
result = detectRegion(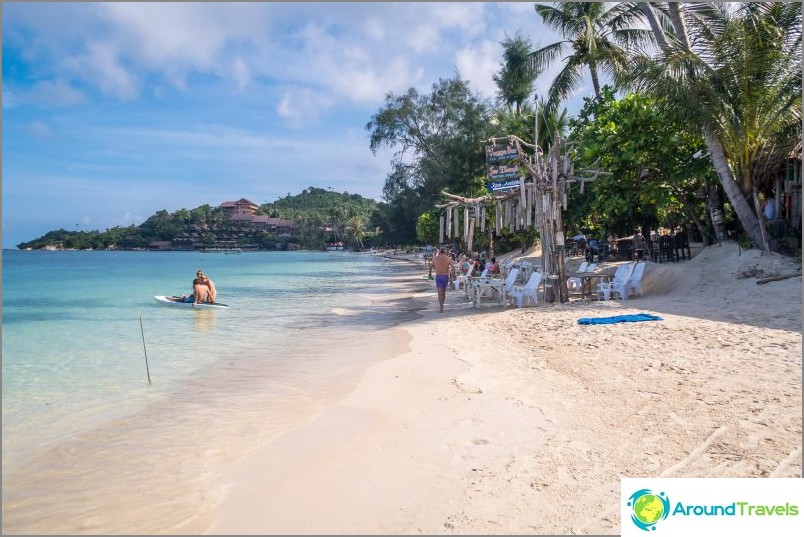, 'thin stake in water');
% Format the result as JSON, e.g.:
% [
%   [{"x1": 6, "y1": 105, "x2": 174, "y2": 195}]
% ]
[{"x1": 139, "y1": 316, "x2": 152, "y2": 384}]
